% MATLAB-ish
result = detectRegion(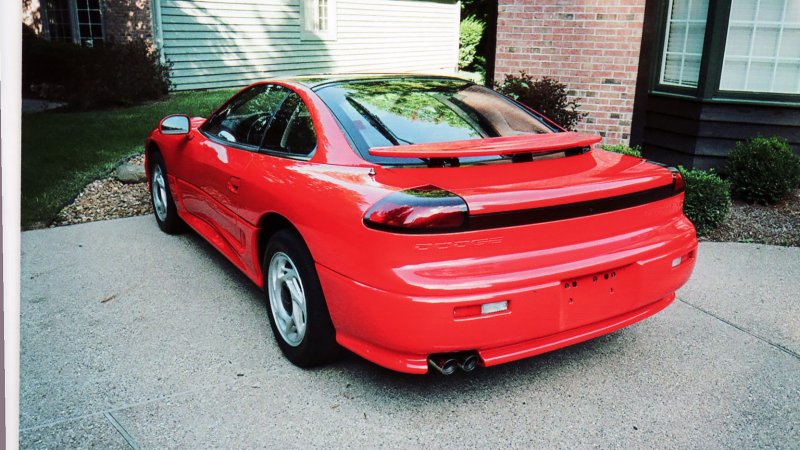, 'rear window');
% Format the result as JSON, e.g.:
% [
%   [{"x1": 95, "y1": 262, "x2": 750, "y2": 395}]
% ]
[{"x1": 315, "y1": 78, "x2": 557, "y2": 165}]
